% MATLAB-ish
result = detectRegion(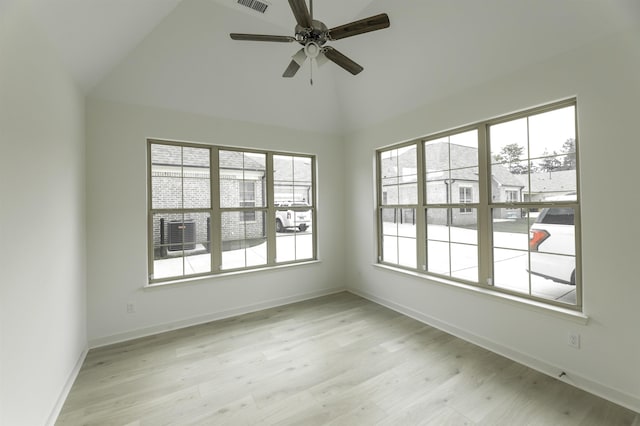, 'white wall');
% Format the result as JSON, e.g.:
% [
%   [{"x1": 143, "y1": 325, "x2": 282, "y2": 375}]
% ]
[
  {"x1": 344, "y1": 28, "x2": 640, "y2": 411},
  {"x1": 0, "y1": 2, "x2": 87, "y2": 425},
  {"x1": 85, "y1": 98, "x2": 346, "y2": 346}
]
